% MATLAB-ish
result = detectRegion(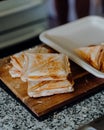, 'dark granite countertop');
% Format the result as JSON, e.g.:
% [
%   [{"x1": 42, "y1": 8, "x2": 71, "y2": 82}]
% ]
[{"x1": 0, "y1": 86, "x2": 104, "y2": 130}]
